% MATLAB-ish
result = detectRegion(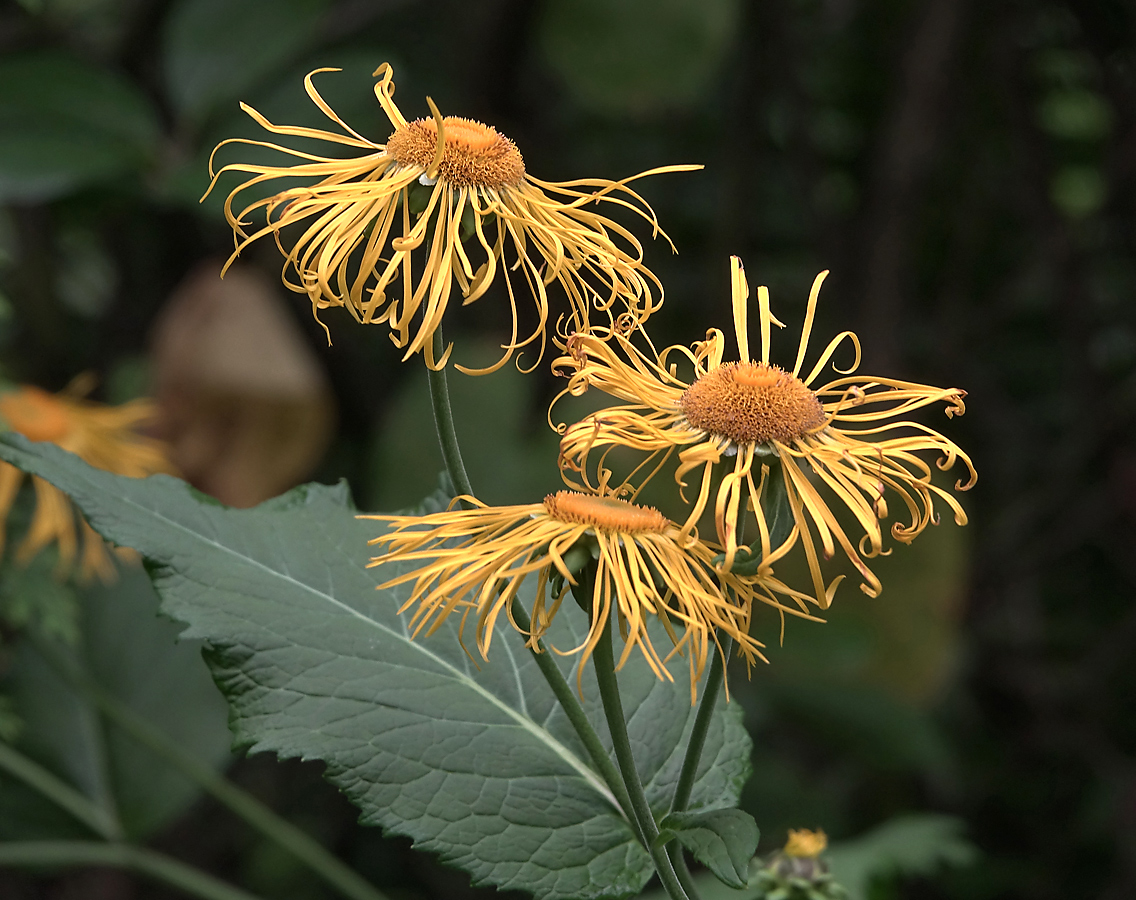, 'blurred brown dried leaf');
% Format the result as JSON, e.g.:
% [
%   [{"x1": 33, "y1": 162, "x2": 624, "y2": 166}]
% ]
[{"x1": 151, "y1": 260, "x2": 335, "y2": 508}]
